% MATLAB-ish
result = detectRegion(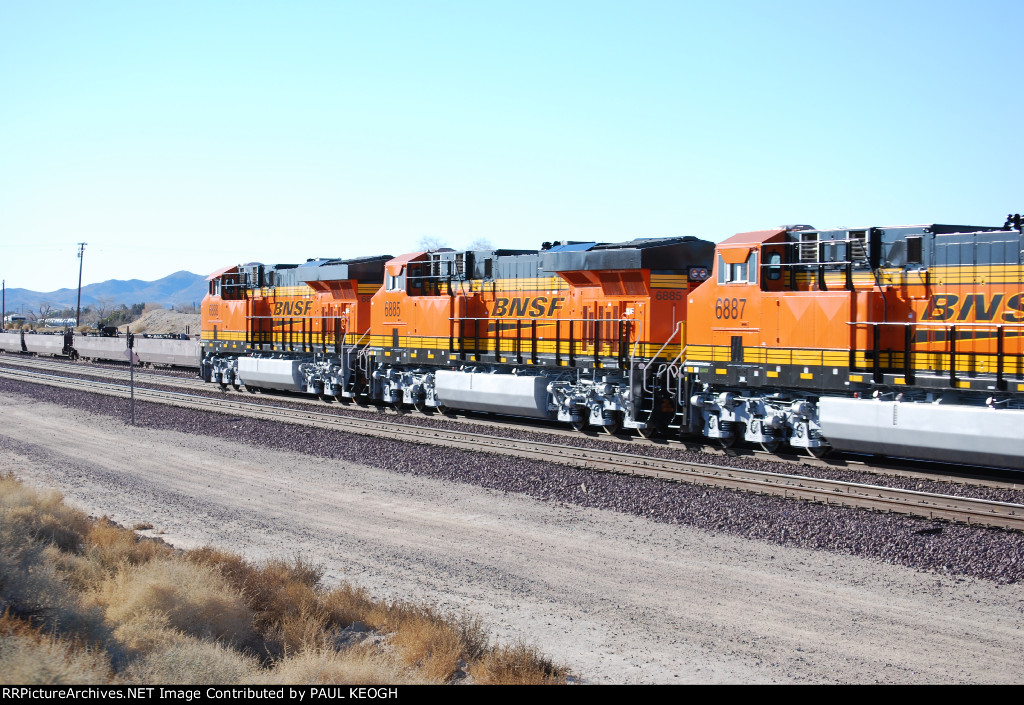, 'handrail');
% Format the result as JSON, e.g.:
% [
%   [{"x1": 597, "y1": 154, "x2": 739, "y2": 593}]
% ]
[
  {"x1": 846, "y1": 321, "x2": 1024, "y2": 328},
  {"x1": 640, "y1": 322, "x2": 682, "y2": 395}
]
